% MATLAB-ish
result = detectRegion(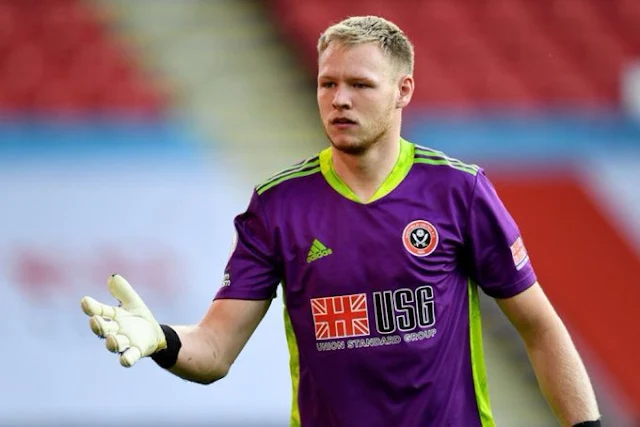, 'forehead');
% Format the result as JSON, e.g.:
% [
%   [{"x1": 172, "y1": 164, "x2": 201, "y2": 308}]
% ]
[{"x1": 318, "y1": 42, "x2": 393, "y2": 79}]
